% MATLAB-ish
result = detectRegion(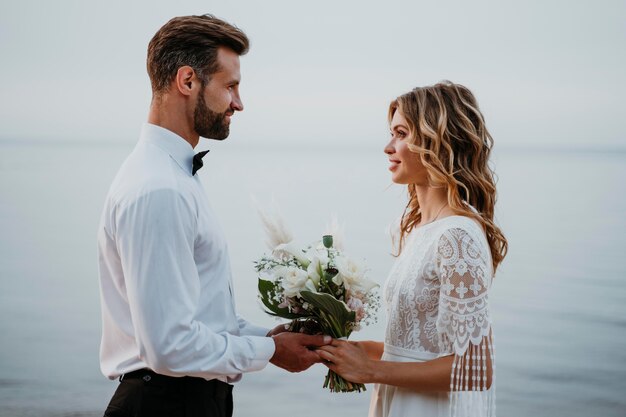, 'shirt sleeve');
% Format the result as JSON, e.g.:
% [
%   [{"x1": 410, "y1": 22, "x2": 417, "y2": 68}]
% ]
[
  {"x1": 237, "y1": 315, "x2": 271, "y2": 337},
  {"x1": 115, "y1": 188, "x2": 275, "y2": 379},
  {"x1": 436, "y1": 226, "x2": 496, "y2": 416}
]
